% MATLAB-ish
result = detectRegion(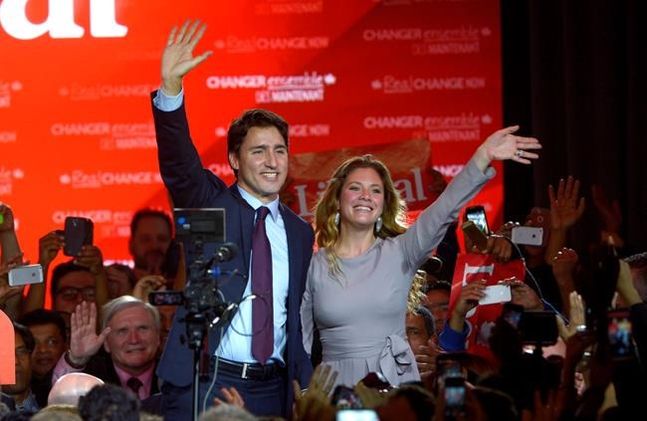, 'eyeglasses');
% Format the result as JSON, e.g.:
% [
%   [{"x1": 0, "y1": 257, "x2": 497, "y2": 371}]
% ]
[{"x1": 56, "y1": 286, "x2": 96, "y2": 301}]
